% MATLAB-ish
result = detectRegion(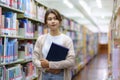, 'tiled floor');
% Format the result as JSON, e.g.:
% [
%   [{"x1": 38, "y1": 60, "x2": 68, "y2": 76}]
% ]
[{"x1": 73, "y1": 54, "x2": 108, "y2": 80}]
